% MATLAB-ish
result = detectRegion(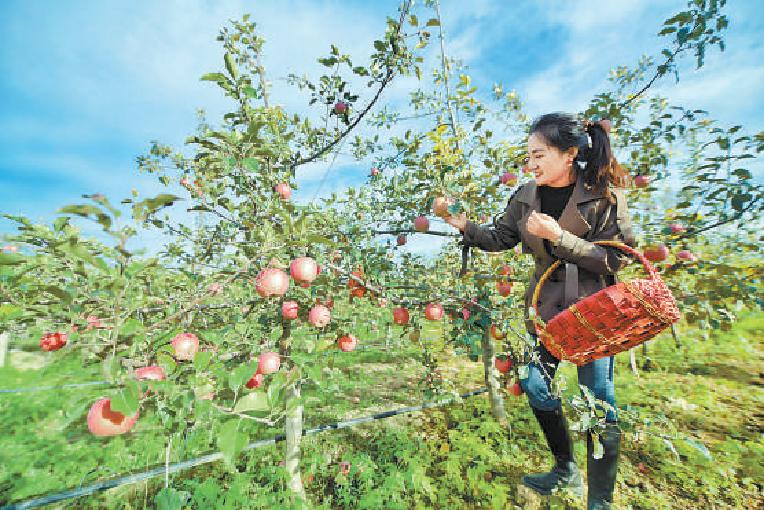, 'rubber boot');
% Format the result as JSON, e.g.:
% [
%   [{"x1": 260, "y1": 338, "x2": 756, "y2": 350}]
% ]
[
  {"x1": 587, "y1": 422, "x2": 621, "y2": 510},
  {"x1": 522, "y1": 406, "x2": 583, "y2": 496}
]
